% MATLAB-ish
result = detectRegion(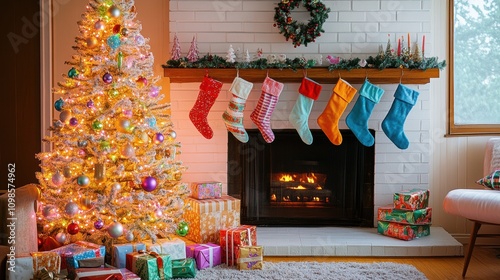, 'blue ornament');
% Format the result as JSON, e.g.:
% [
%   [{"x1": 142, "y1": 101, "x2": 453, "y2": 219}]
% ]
[
  {"x1": 107, "y1": 34, "x2": 121, "y2": 50},
  {"x1": 77, "y1": 175, "x2": 90, "y2": 186},
  {"x1": 146, "y1": 117, "x2": 157, "y2": 128},
  {"x1": 68, "y1": 67, "x2": 79, "y2": 78},
  {"x1": 54, "y1": 98, "x2": 64, "y2": 111}
]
